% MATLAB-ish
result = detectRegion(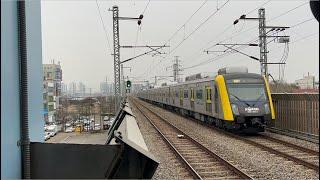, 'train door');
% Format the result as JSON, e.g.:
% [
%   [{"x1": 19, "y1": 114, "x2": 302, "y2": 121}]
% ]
[
  {"x1": 205, "y1": 86, "x2": 212, "y2": 113},
  {"x1": 179, "y1": 88, "x2": 183, "y2": 107},
  {"x1": 214, "y1": 85, "x2": 219, "y2": 115},
  {"x1": 190, "y1": 87, "x2": 195, "y2": 110}
]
